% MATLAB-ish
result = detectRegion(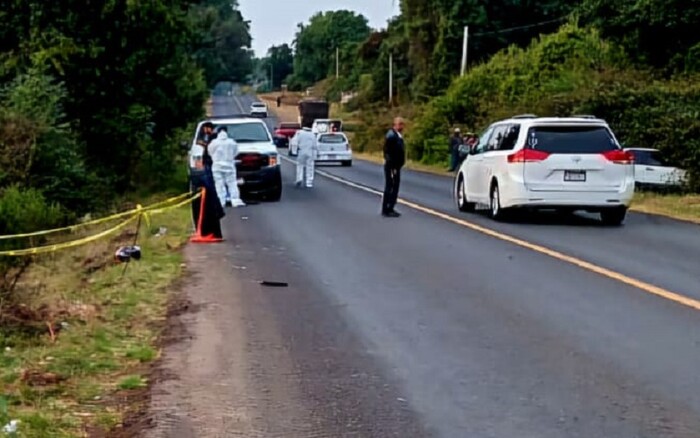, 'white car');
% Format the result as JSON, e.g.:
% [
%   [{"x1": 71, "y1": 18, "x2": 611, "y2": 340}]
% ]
[
  {"x1": 250, "y1": 101, "x2": 267, "y2": 118},
  {"x1": 316, "y1": 132, "x2": 352, "y2": 166},
  {"x1": 624, "y1": 147, "x2": 687, "y2": 190},
  {"x1": 454, "y1": 115, "x2": 635, "y2": 225},
  {"x1": 190, "y1": 116, "x2": 281, "y2": 201}
]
